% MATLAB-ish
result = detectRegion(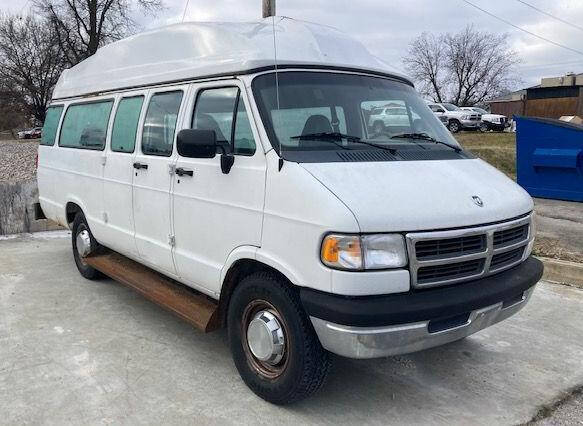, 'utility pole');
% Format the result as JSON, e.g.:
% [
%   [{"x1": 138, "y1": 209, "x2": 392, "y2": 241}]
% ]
[{"x1": 262, "y1": 0, "x2": 276, "y2": 18}]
